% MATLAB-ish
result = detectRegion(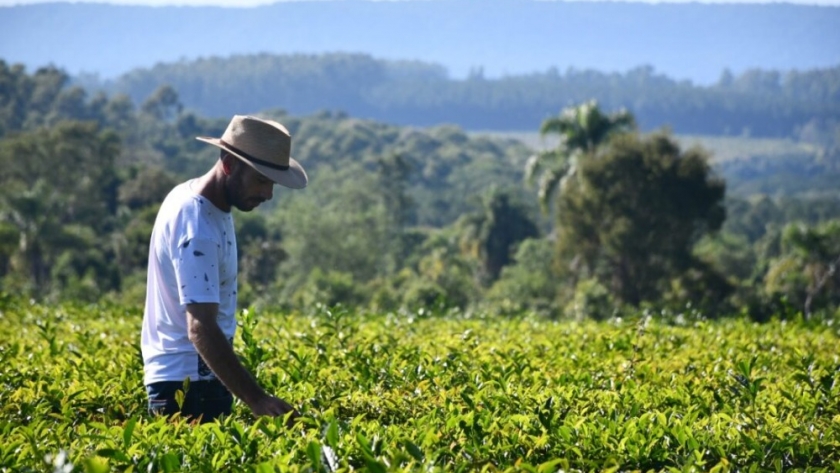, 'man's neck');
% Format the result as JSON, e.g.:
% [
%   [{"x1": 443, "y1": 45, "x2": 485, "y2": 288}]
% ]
[{"x1": 192, "y1": 165, "x2": 231, "y2": 213}]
